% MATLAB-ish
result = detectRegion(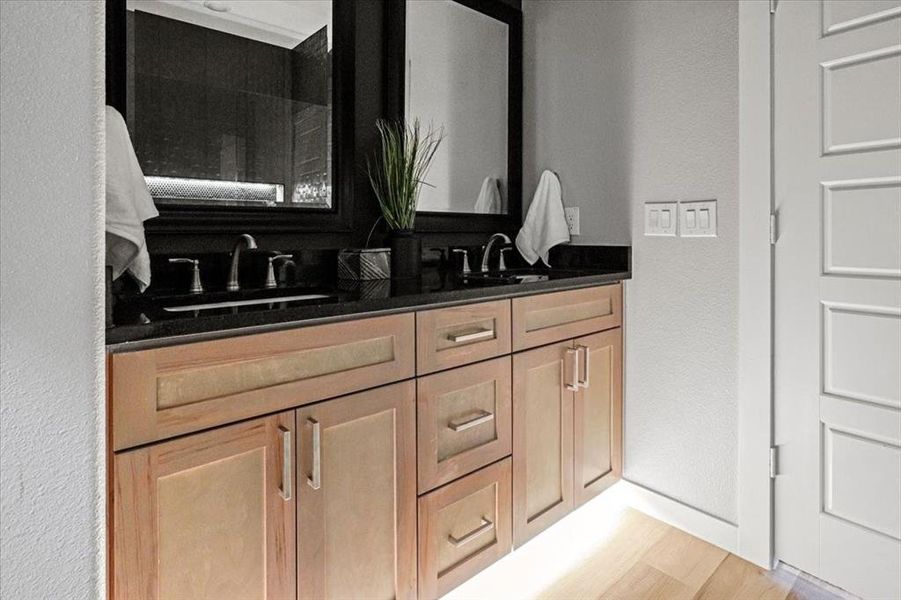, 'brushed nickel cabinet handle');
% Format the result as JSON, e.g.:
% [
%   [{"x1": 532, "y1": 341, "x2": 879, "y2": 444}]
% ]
[
  {"x1": 565, "y1": 348, "x2": 579, "y2": 391},
  {"x1": 577, "y1": 344, "x2": 590, "y2": 389},
  {"x1": 448, "y1": 328, "x2": 495, "y2": 343},
  {"x1": 306, "y1": 418, "x2": 321, "y2": 490},
  {"x1": 448, "y1": 410, "x2": 494, "y2": 432},
  {"x1": 279, "y1": 426, "x2": 292, "y2": 501},
  {"x1": 448, "y1": 518, "x2": 494, "y2": 548}
]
